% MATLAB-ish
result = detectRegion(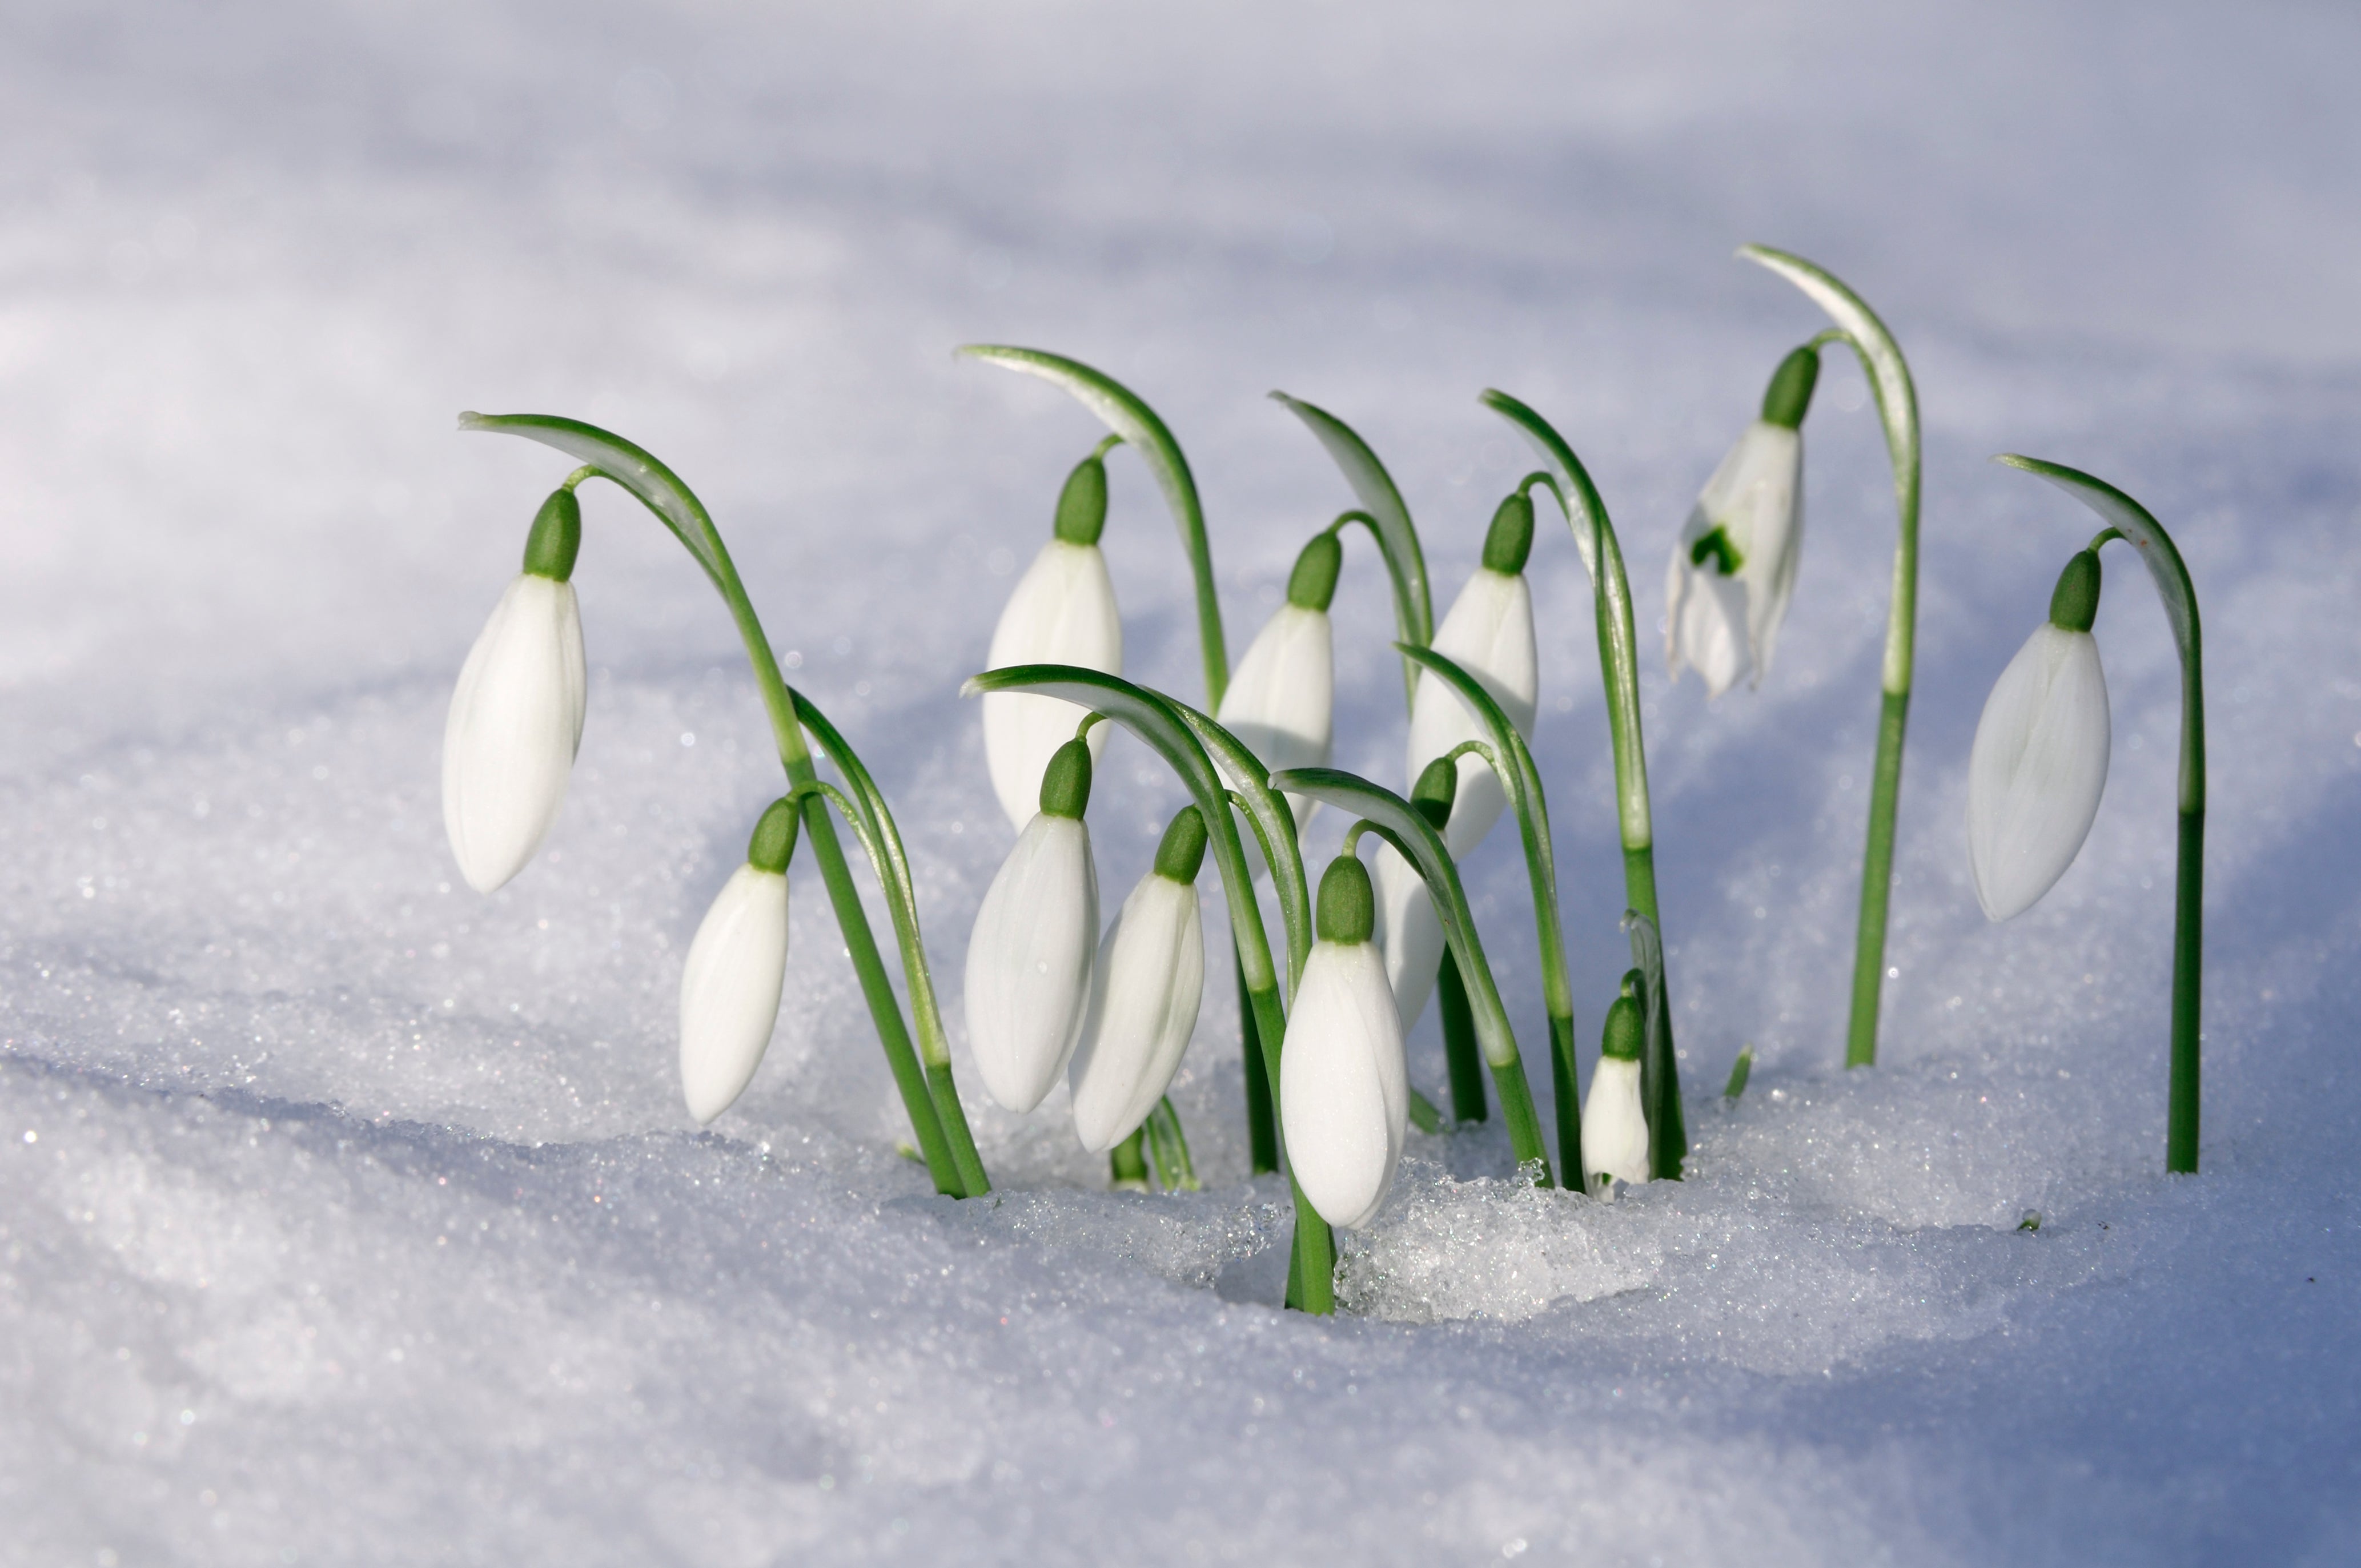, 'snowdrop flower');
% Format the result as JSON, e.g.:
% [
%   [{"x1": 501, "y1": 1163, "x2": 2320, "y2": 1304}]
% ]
[
  {"x1": 1216, "y1": 530, "x2": 1339, "y2": 857},
  {"x1": 1069, "y1": 806, "x2": 1208, "y2": 1152},
  {"x1": 1967, "y1": 549, "x2": 2110, "y2": 921},
  {"x1": 1375, "y1": 757, "x2": 1457, "y2": 1031},
  {"x1": 1665, "y1": 345, "x2": 1817, "y2": 698},
  {"x1": 982, "y1": 455, "x2": 1123, "y2": 831},
  {"x1": 1580, "y1": 982, "x2": 1649, "y2": 1198},
  {"x1": 1281, "y1": 853, "x2": 1410, "y2": 1229},
  {"x1": 678, "y1": 798, "x2": 798, "y2": 1124},
  {"x1": 442, "y1": 489, "x2": 588, "y2": 893},
  {"x1": 1405, "y1": 490, "x2": 1539, "y2": 860},
  {"x1": 965, "y1": 737, "x2": 1101, "y2": 1112}
]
